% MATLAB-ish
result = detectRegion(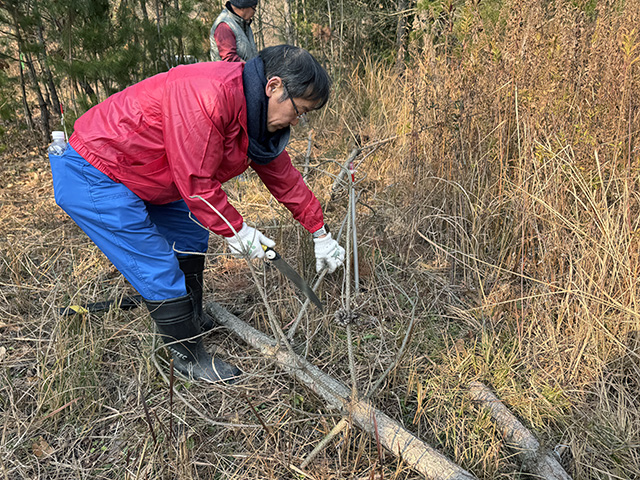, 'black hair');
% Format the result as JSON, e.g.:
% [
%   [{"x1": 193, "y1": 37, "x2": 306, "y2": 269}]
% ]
[{"x1": 259, "y1": 45, "x2": 331, "y2": 110}]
